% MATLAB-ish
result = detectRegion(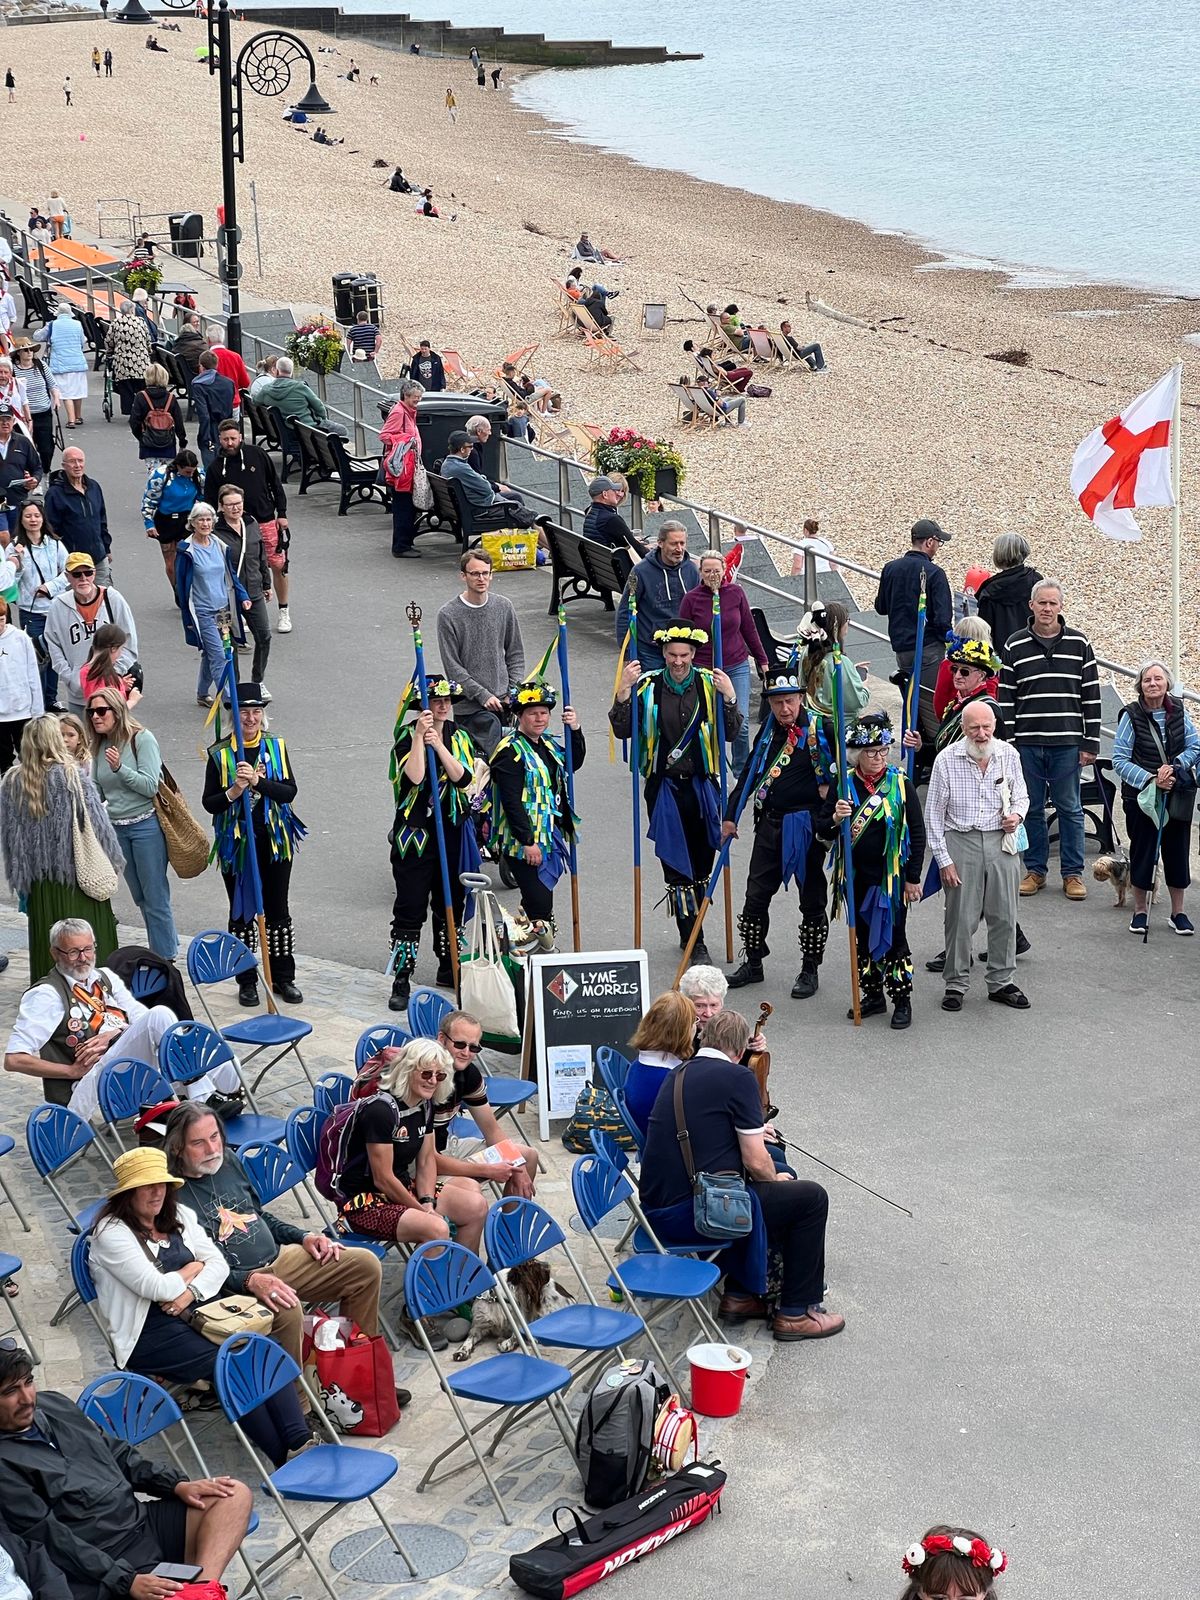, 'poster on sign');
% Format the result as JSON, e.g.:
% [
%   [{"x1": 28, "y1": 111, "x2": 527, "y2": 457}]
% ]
[{"x1": 527, "y1": 950, "x2": 649, "y2": 1142}]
